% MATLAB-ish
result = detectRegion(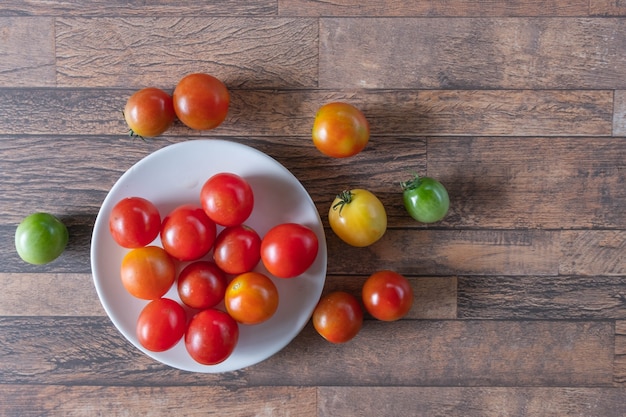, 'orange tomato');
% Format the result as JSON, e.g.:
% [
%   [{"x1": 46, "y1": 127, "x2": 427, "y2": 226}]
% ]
[
  {"x1": 120, "y1": 246, "x2": 176, "y2": 300},
  {"x1": 312, "y1": 102, "x2": 369, "y2": 158},
  {"x1": 224, "y1": 272, "x2": 279, "y2": 325}
]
